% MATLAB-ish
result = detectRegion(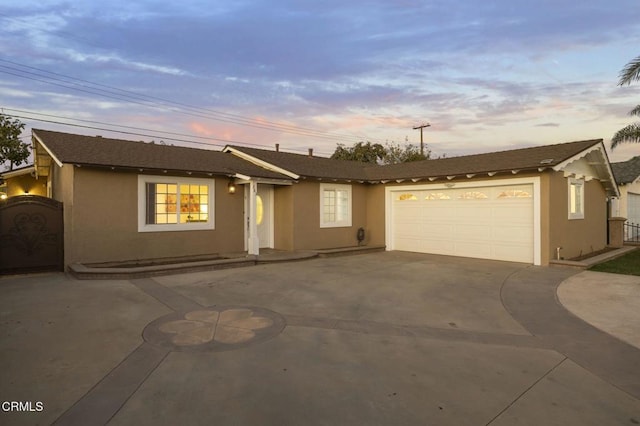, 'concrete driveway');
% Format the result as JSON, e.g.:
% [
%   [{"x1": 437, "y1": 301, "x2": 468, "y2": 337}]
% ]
[{"x1": 1, "y1": 252, "x2": 639, "y2": 425}]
